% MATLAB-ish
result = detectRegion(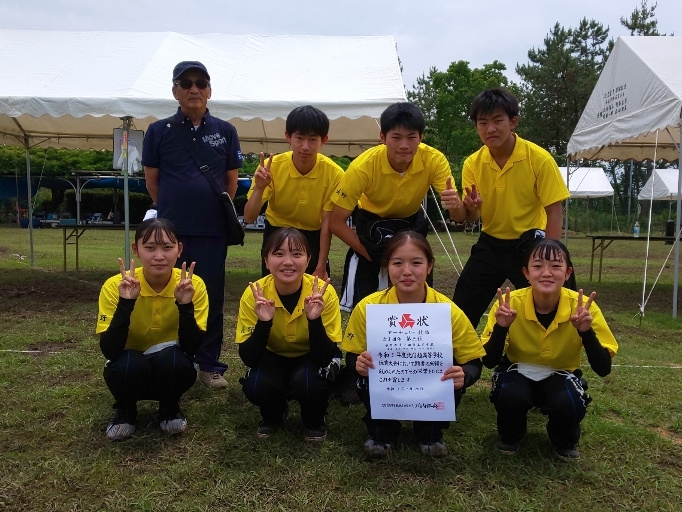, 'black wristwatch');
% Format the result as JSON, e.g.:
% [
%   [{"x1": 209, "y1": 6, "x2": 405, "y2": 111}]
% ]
[{"x1": 150, "y1": 203, "x2": 157, "y2": 209}]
